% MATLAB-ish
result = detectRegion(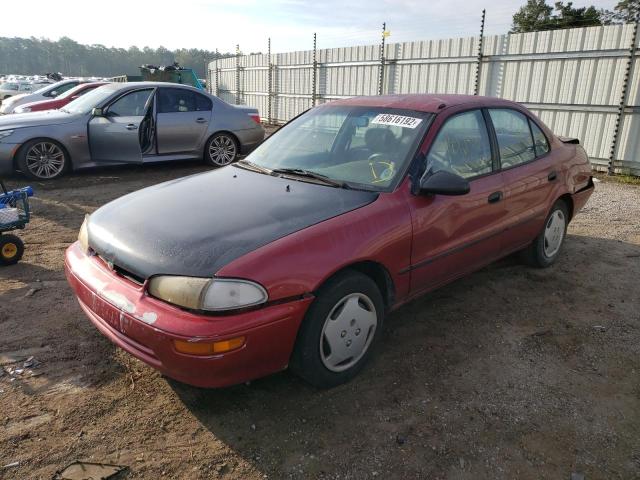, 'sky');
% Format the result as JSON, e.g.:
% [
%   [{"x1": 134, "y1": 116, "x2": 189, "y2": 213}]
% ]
[{"x1": 2, "y1": 0, "x2": 619, "y2": 54}]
